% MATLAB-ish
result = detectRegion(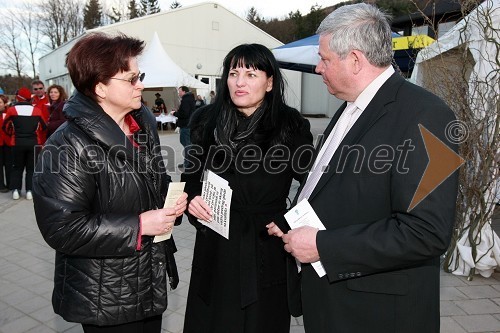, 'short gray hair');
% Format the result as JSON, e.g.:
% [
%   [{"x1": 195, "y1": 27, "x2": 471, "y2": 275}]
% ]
[{"x1": 316, "y1": 3, "x2": 393, "y2": 67}]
